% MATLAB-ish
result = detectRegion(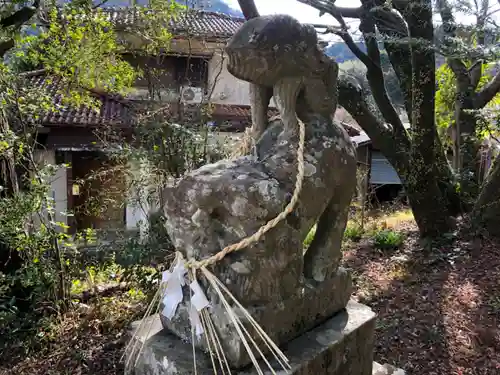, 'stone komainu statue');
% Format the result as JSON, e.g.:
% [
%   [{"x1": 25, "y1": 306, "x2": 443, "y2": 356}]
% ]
[{"x1": 160, "y1": 14, "x2": 356, "y2": 369}]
